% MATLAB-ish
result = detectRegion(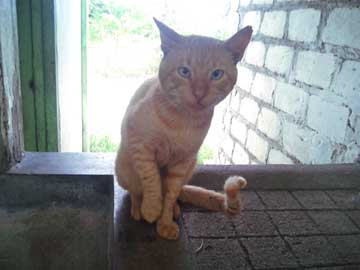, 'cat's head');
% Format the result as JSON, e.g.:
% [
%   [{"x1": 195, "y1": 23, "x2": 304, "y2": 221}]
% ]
[{"x1": 154, "y1": 18, "x2": 252, "y2": 112}]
